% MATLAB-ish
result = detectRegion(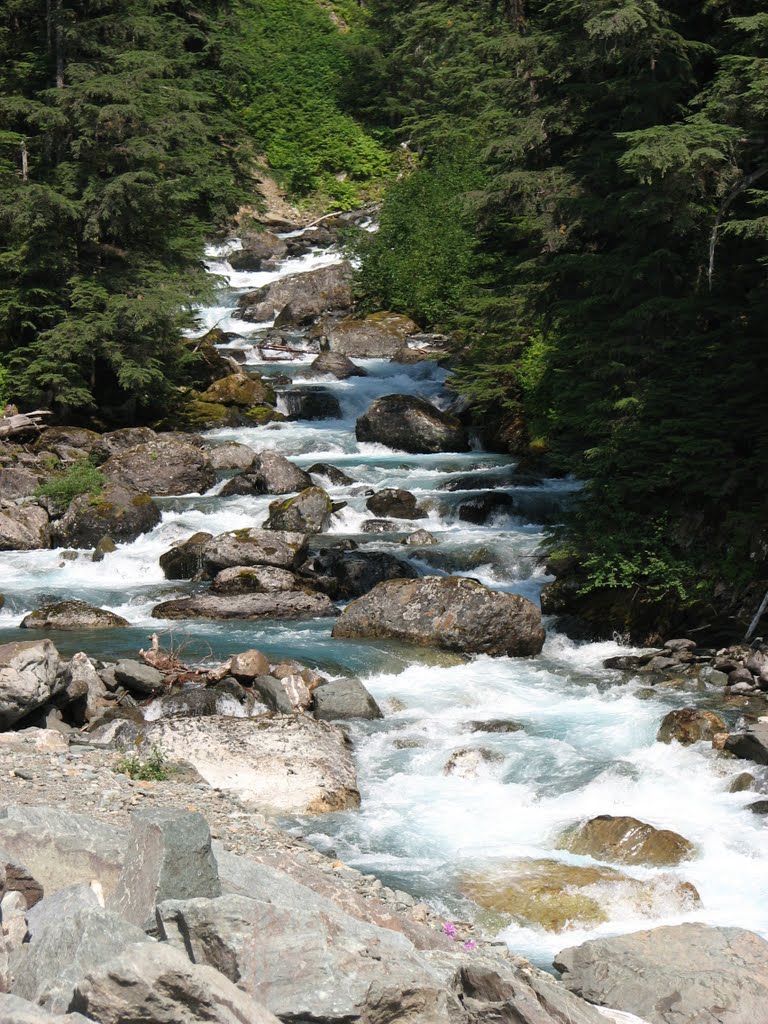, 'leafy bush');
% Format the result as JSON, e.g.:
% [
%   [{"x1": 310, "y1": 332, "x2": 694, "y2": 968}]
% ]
[
  {"x1": 35, "y1": 460, "x2": 105, "y2": 505},
  {"x1": 0, "y1": 364, "x2": 10, "y2": 408},
  {"x1": 116, "y1": 745, "x2": 169, "y2": 782}
]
